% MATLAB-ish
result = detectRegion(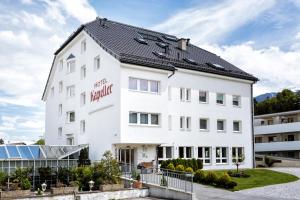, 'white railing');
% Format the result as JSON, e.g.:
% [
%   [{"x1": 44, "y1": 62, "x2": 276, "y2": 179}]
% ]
[
  {"x1": 254, "y1": 122, "x2": 300, "y2": 135},
  {"x1": 255, "y1": 141, "x2": 300, "y2": 152}
]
